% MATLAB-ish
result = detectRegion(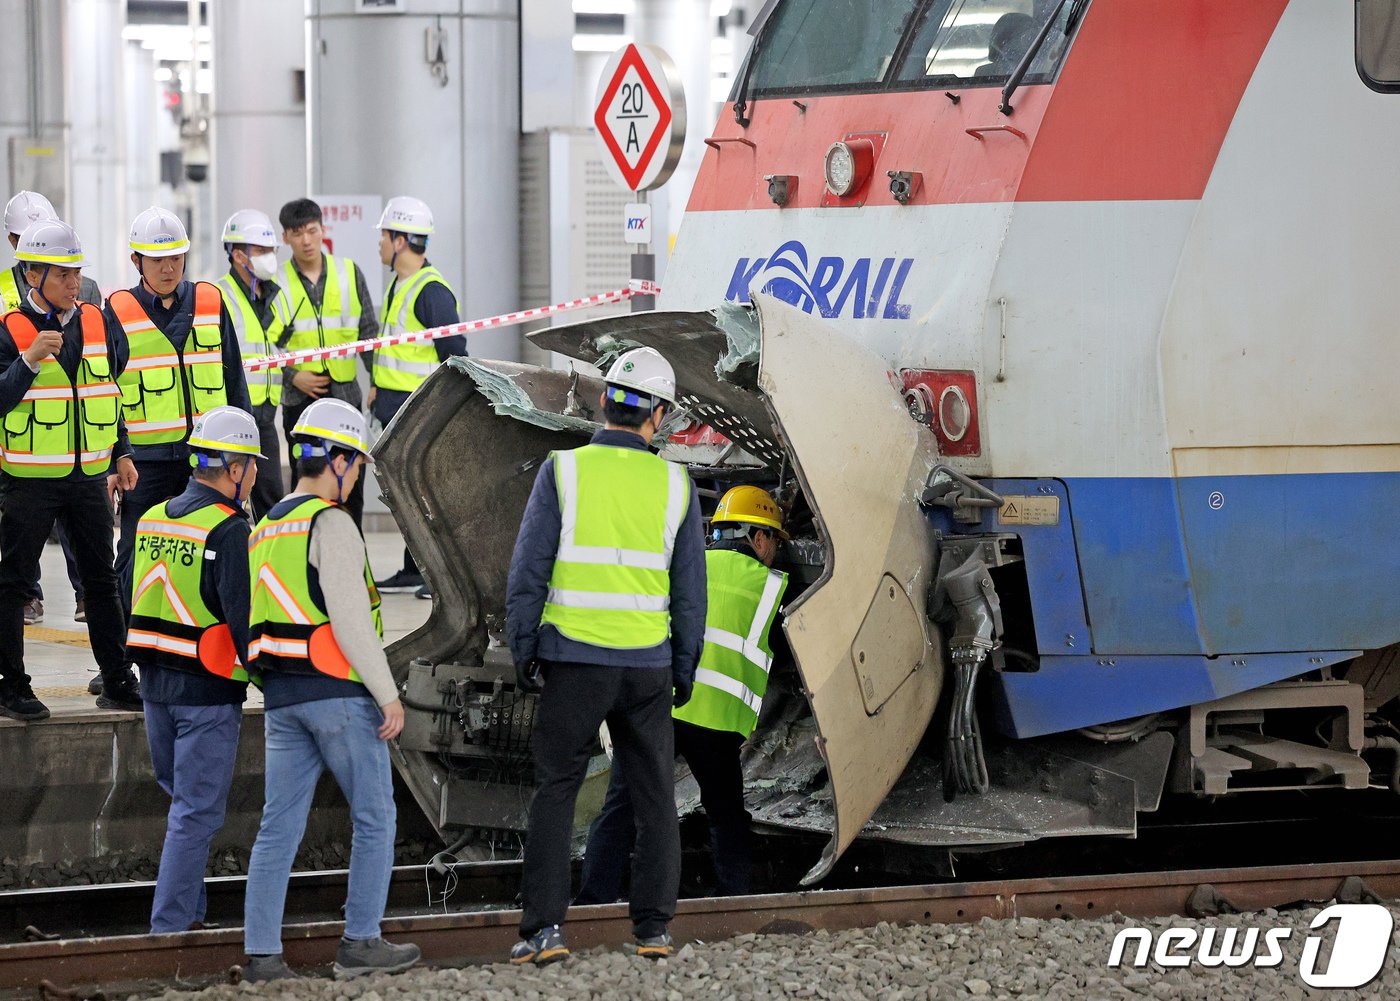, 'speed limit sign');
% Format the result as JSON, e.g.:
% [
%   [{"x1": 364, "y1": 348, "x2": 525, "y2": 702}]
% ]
[{"x1": 593, "y1": 43, "x2": 687, "y2": 192}]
